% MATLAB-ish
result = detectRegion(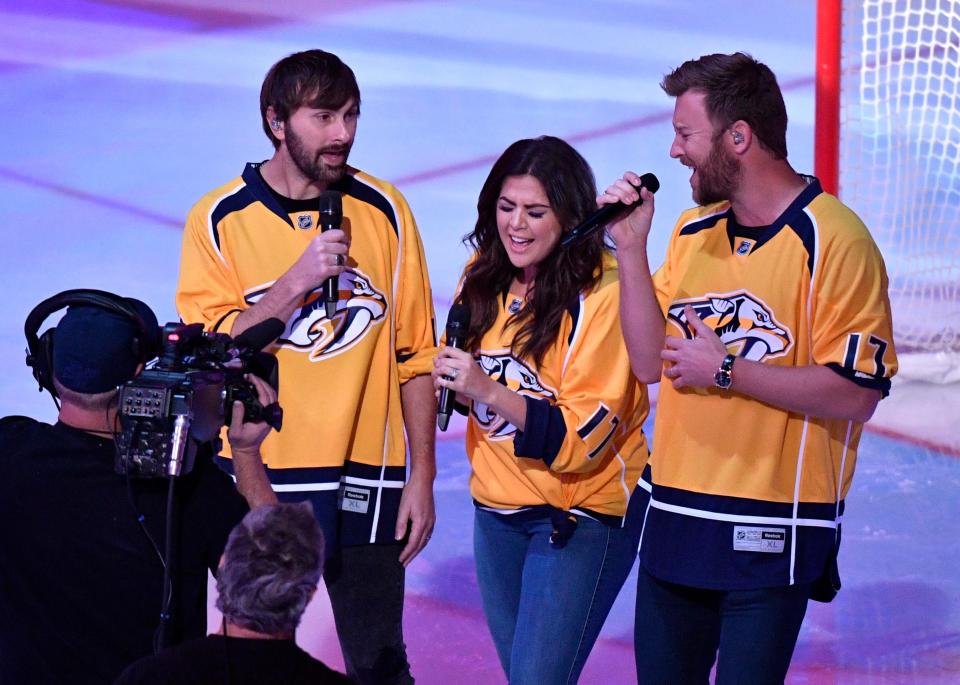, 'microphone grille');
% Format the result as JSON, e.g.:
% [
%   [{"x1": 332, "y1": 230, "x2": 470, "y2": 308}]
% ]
[
  {"x1": 445, "y1": 303, "x2": 471, "y2": 333},
  {"x1": 318, "y1": 191, "x2": 343, "y2": 220},
  {"x1": 639, "y1": 173, "x2": 660, "y2": 194}
]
